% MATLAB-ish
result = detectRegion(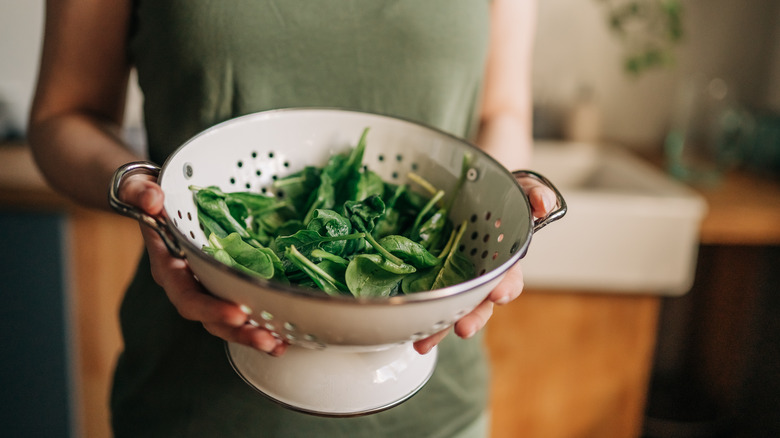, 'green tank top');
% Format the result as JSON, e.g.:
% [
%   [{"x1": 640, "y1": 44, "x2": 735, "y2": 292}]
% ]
[{"x1": 114, "y1": 2, "x2": 492, "y2": 437}]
